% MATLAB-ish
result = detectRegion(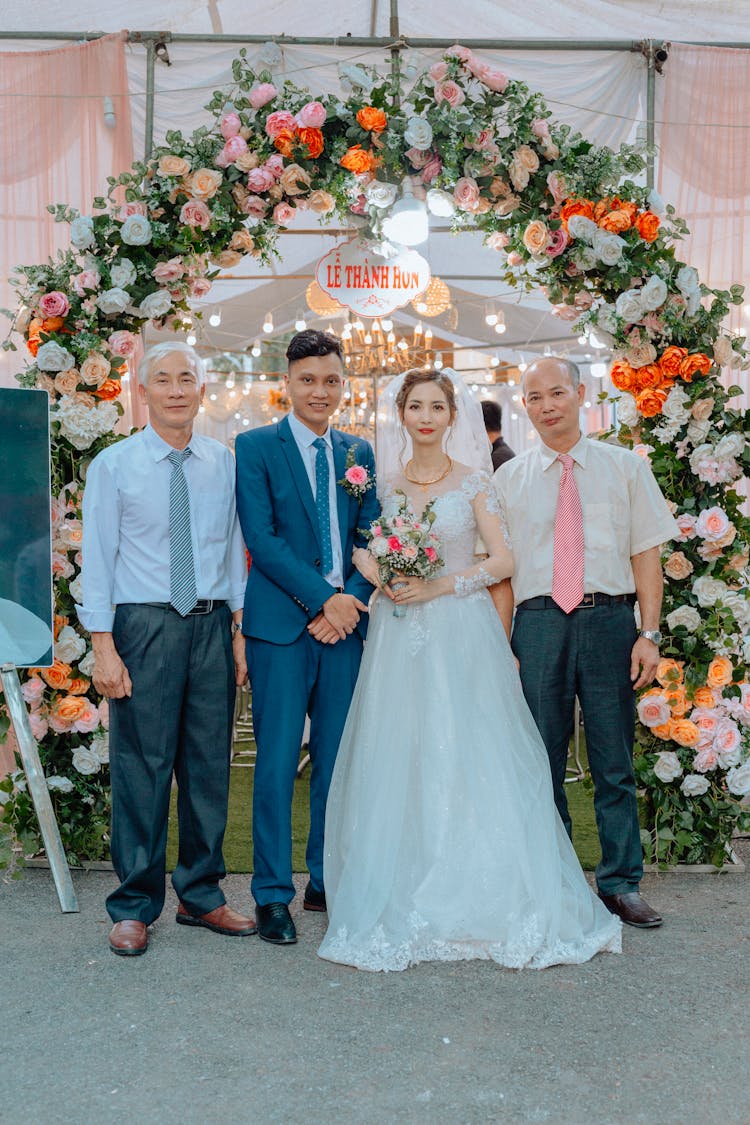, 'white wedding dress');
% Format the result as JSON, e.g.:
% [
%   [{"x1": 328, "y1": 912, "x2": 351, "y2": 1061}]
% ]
[{"x1": 318, "y1": 469, "x2": 622, "y2": 972}]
